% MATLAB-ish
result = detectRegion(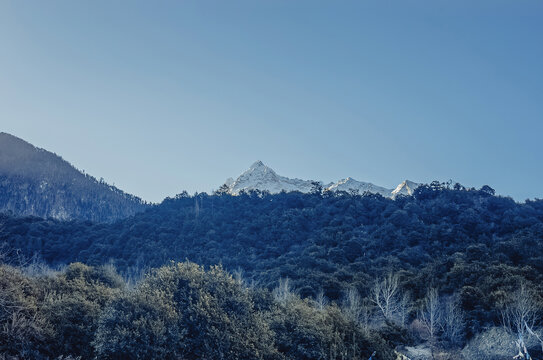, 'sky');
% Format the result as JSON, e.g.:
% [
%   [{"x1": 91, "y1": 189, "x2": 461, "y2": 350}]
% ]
[{"x1": 1, "y1": 1, "x2": 542, "y2": 203}]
